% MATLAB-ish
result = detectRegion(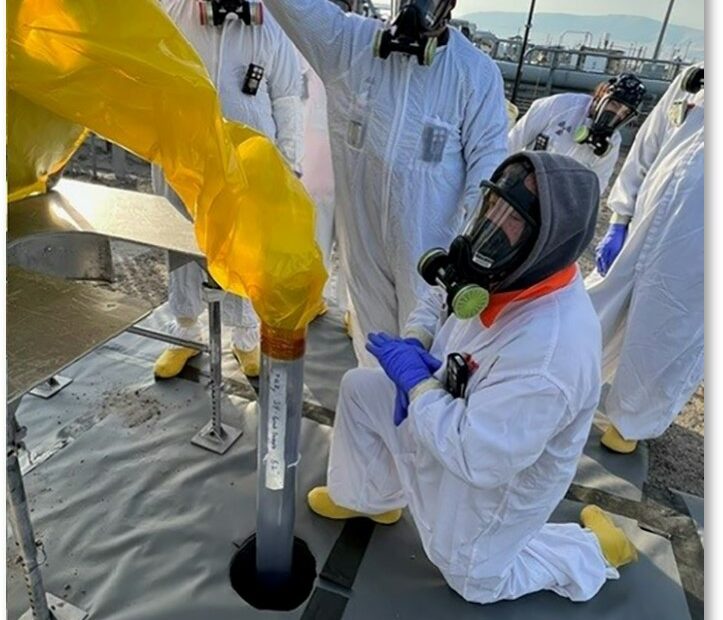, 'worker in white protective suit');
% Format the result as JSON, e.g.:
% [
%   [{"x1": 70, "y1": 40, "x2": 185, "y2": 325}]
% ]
[
  {"x1": 308, "y1": 152, "x2": 638, "y2": 604},
  {"x1": 508, "y1": 73, "x2": 647, "y2": 194},
  {"x1": 264, "y1": 0, "x2": 509, "y2": 365},
  {"x1": 152, "y1": 0, "x2": 304, "y2": 379},
  {"x1": 585, "y1": 63, "x2": 704, "y2": 454}
]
